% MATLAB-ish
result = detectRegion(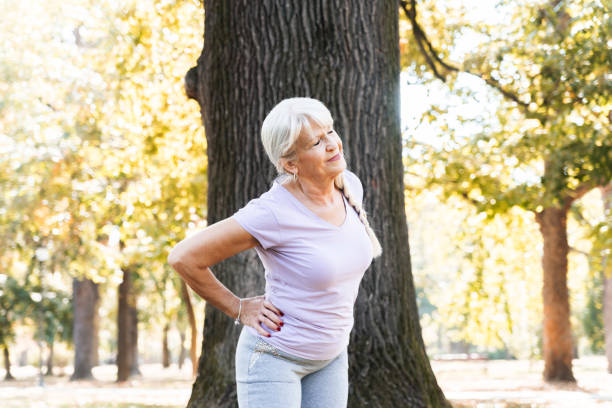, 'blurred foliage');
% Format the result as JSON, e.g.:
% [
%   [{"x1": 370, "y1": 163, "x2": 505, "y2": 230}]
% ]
[
  {"x1": 401, "y1": 0, "x2": 611, "y2": 357},
  {"x1": 0, "y1": 275, "x2": 32, "y2": 347},
  {"x1": 408, "y1": 192, "x2": 544, "y2": 358},
  {"x1": 0, "y1": 0, "x2": 205, "y2": 363},
  {"x1": 570, "y1": 187, "x2": 611, "y2": 353},
  {"x1": 1, "y1": 0, "x2": 609, "y2": 367},
  {"x1": 403, "y1": 0, "x2": 611, "y2": 214}
]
